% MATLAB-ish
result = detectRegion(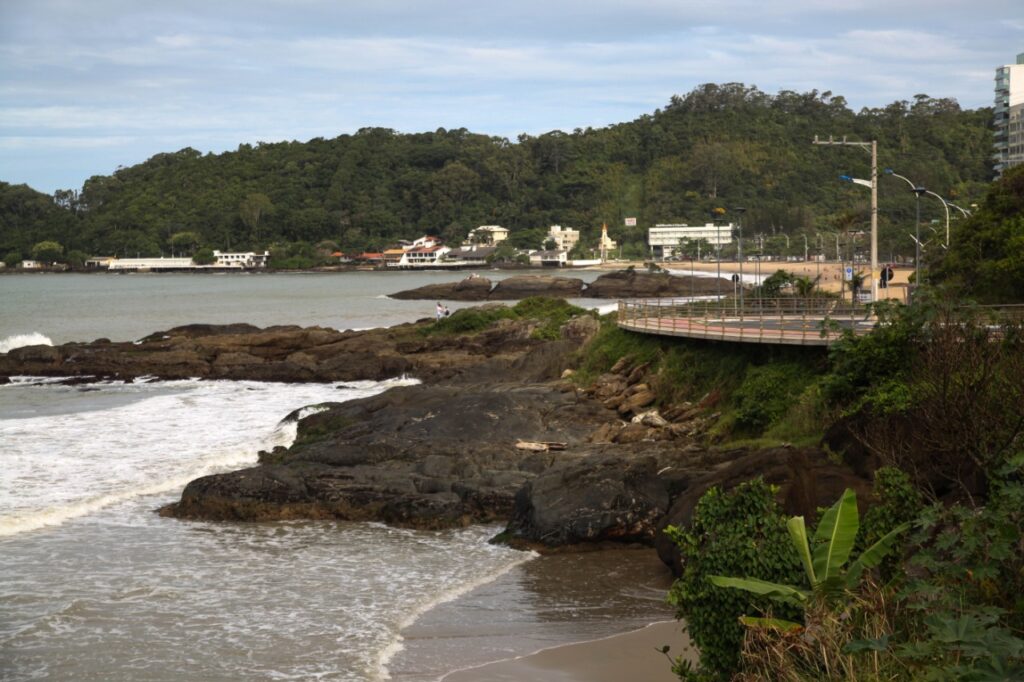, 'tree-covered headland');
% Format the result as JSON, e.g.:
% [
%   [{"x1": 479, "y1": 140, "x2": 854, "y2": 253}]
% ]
[{"x1": 0, "y1": 83, "x2": 993, "y2": 267}]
